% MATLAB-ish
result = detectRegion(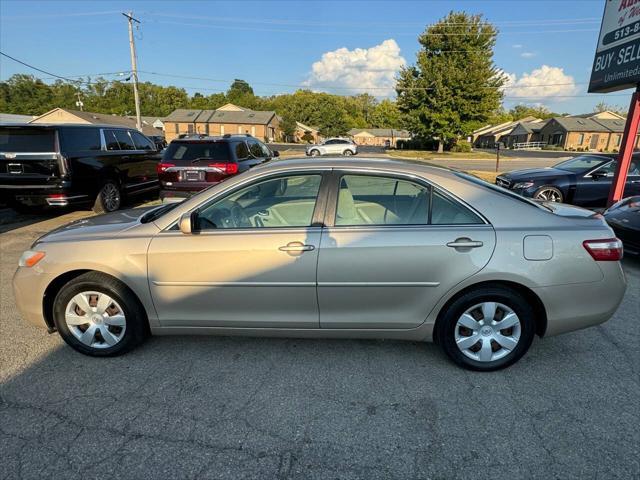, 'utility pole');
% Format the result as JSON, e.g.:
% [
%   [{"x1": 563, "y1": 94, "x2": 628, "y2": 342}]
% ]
[
  {"x1": 123, "y1": 11, "x2": 141, "y2": 131},
  {"x1": 75, "y1": 91, "x2": 84, "y2": 111}
]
